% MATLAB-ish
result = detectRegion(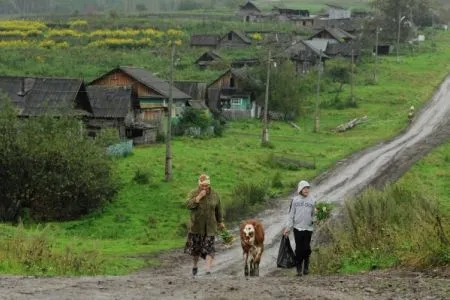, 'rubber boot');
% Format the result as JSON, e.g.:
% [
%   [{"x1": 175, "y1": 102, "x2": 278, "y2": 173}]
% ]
[
  {"x1": 296, "y1": 259, "x2": 303, "y2": 276},
  {"x1": 303, "y1": 257, "x2": 310, "y2": 275}
]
